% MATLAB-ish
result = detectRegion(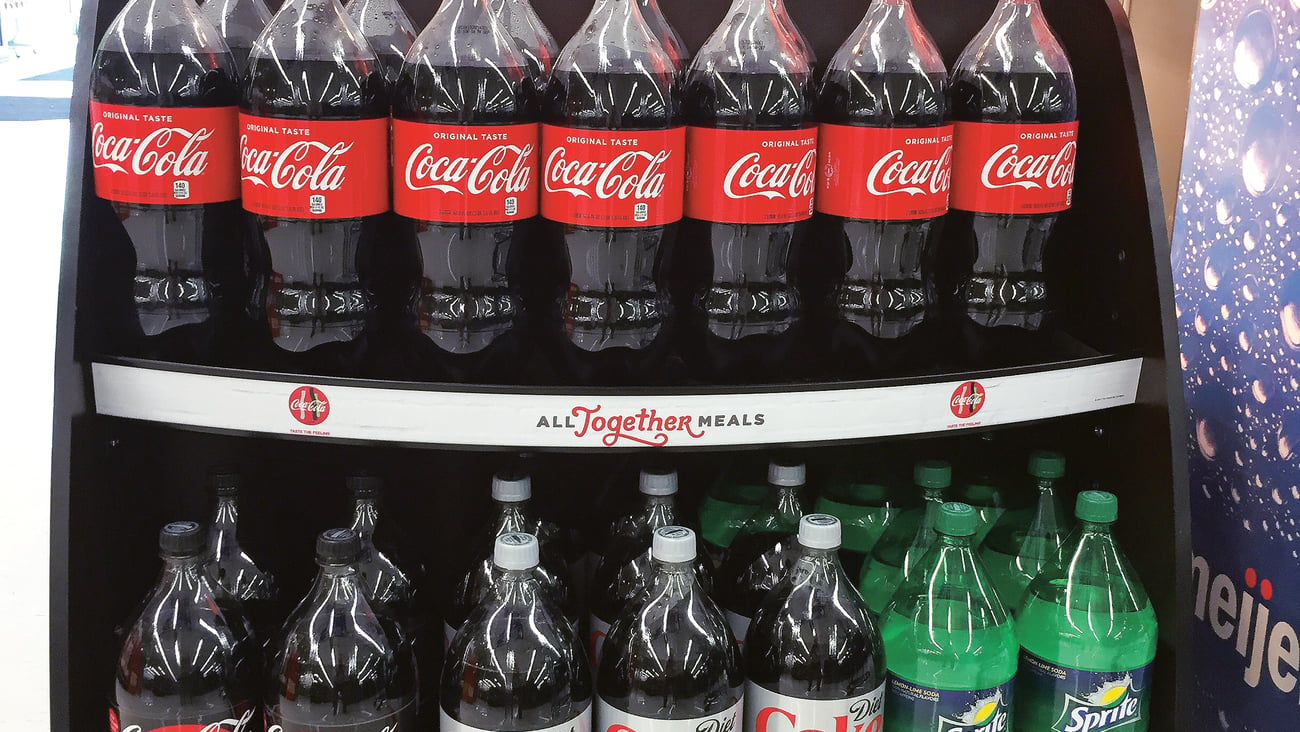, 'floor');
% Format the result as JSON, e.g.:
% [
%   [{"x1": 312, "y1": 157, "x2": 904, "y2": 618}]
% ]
[{"x1": 0, "y1": 7, "x2": 77, "y2": 729}]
